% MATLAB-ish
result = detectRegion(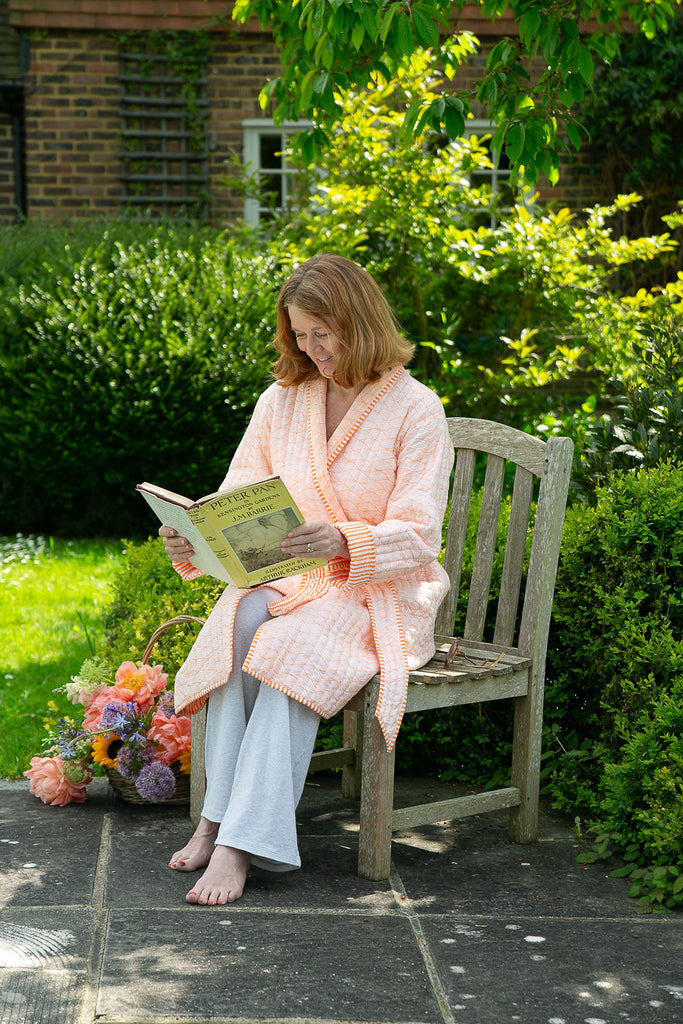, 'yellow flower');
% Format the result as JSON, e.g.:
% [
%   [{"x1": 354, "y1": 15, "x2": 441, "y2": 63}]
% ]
[
  {"x1": 177, "y1": 749, "x2": 191, "y2": 775},
  {"x1": 91, "y1": 733, "x2": 121, "y2": 769}
]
